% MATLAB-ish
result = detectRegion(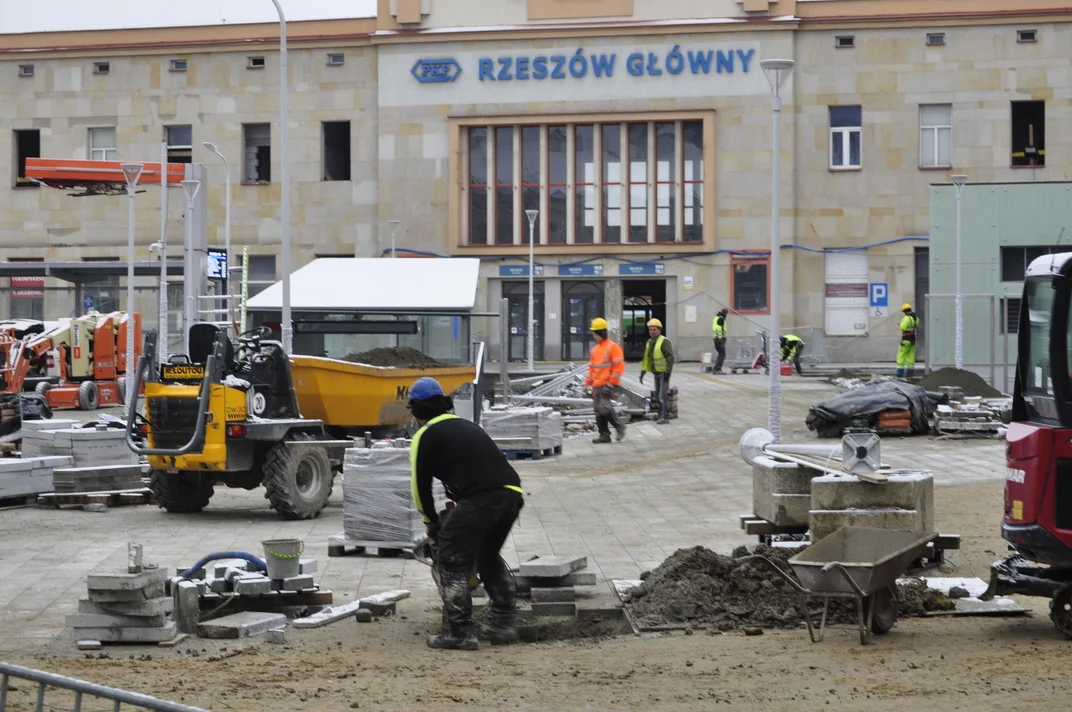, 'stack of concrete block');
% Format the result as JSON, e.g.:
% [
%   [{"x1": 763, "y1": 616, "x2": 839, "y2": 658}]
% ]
[
  {"x1": 52, "y1": 464, "x2": 145, "y2": 493},
  {"x1": 517, "y1": 555, "x2": 595, "y2": 617},
  {"x1": 342, "y1": 446, "x2": 444, "y2": 543},
  {"x1": 200, "y1": 559, "x2": 319, "y2": 595},
  {"x1": 482, "y1": 407, "x2": 563, "y2": 452},
  {"x1": 0, "y1": 455, "x2": 72, "y2": 498},
  {"x1": 68, "y1": 547, "x2": 176, "y2": 645},
  {"x1": 22, "y1": 424, "x2": 138, "y2": 467},
  {"x1": 808, "y1": 470, "x2": 935, "y2": 541},
  {"x1": 752, "y1": 455, "x2": 813, "y2": 527}
]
